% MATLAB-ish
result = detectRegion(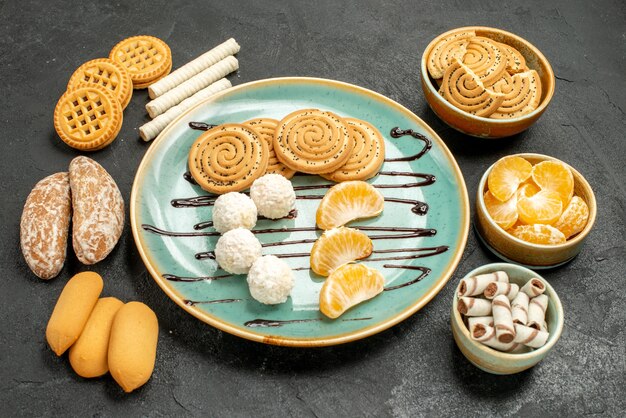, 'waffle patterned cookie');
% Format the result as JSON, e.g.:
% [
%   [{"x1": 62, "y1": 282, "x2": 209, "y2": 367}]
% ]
[
  {"x1": 54, "y1": 84, "x2": 123, "y2": 151},
  {"x1": 109, "y1": 35, "x2": 172, "y2": 88},
  {"x1": 67, "y1": 58, "x2": 133, "y2": 109}
]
